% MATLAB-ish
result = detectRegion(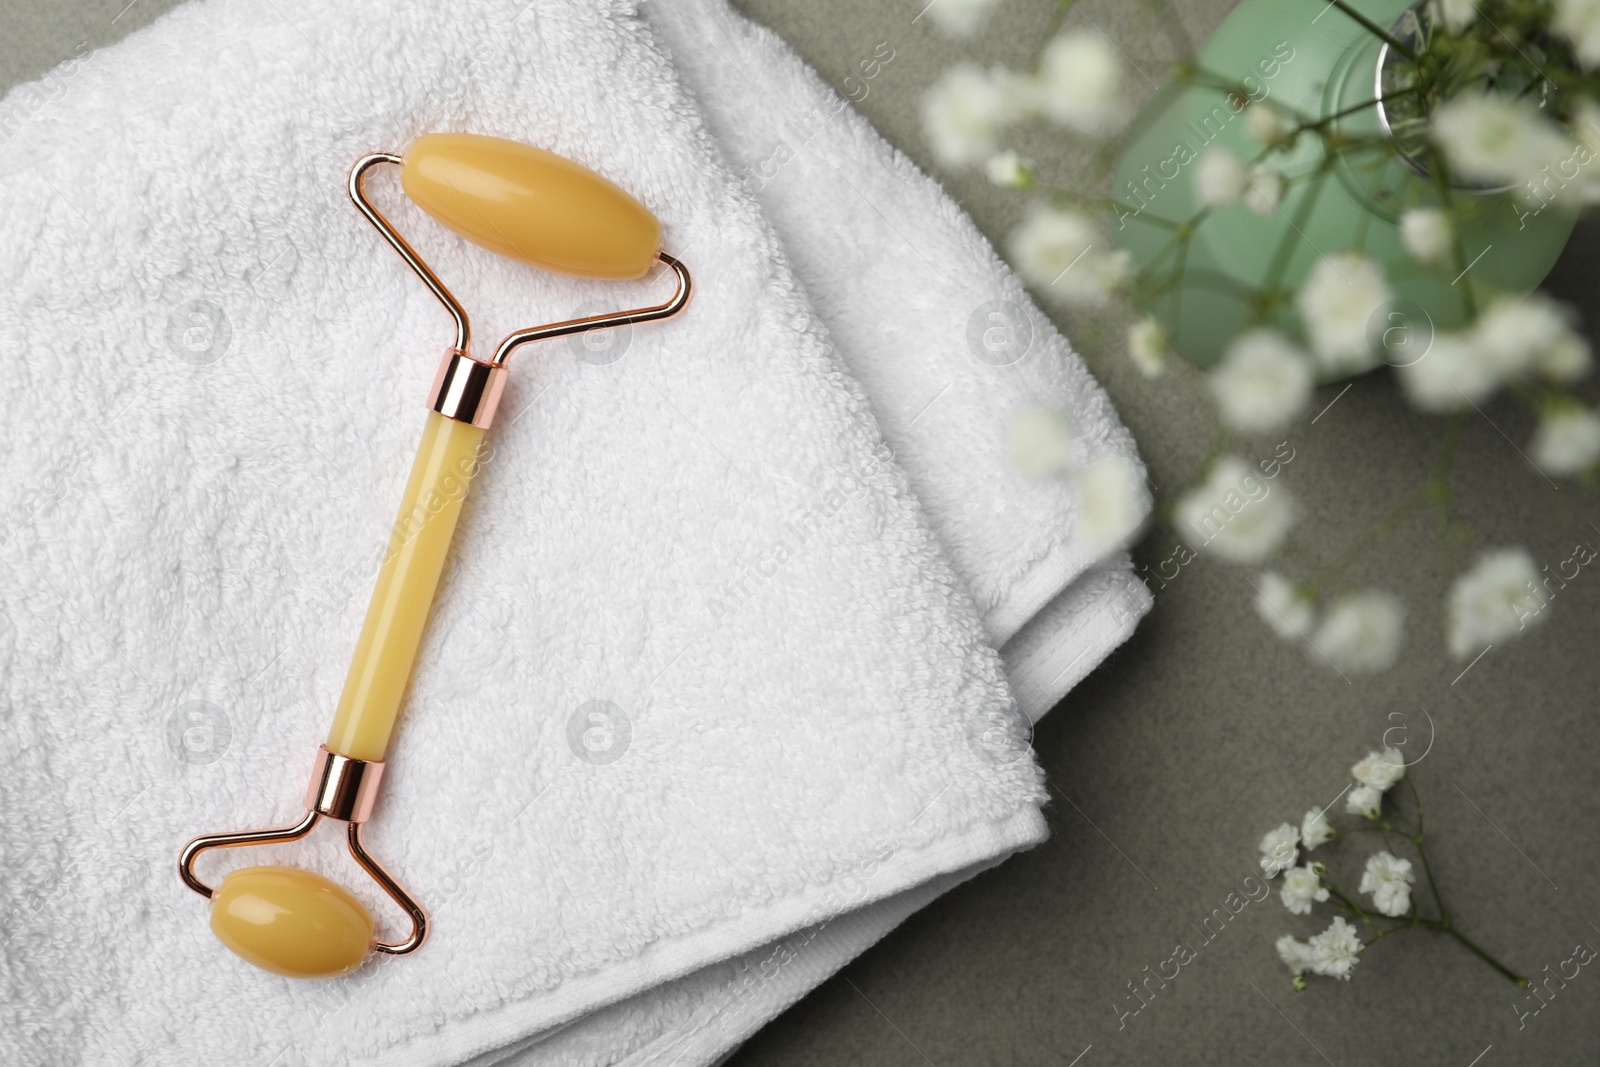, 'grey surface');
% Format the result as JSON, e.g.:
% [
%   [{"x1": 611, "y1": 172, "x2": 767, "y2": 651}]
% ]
[{"x1": 2, "y1": 1, "x2": 1596, "y2": 1064}]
